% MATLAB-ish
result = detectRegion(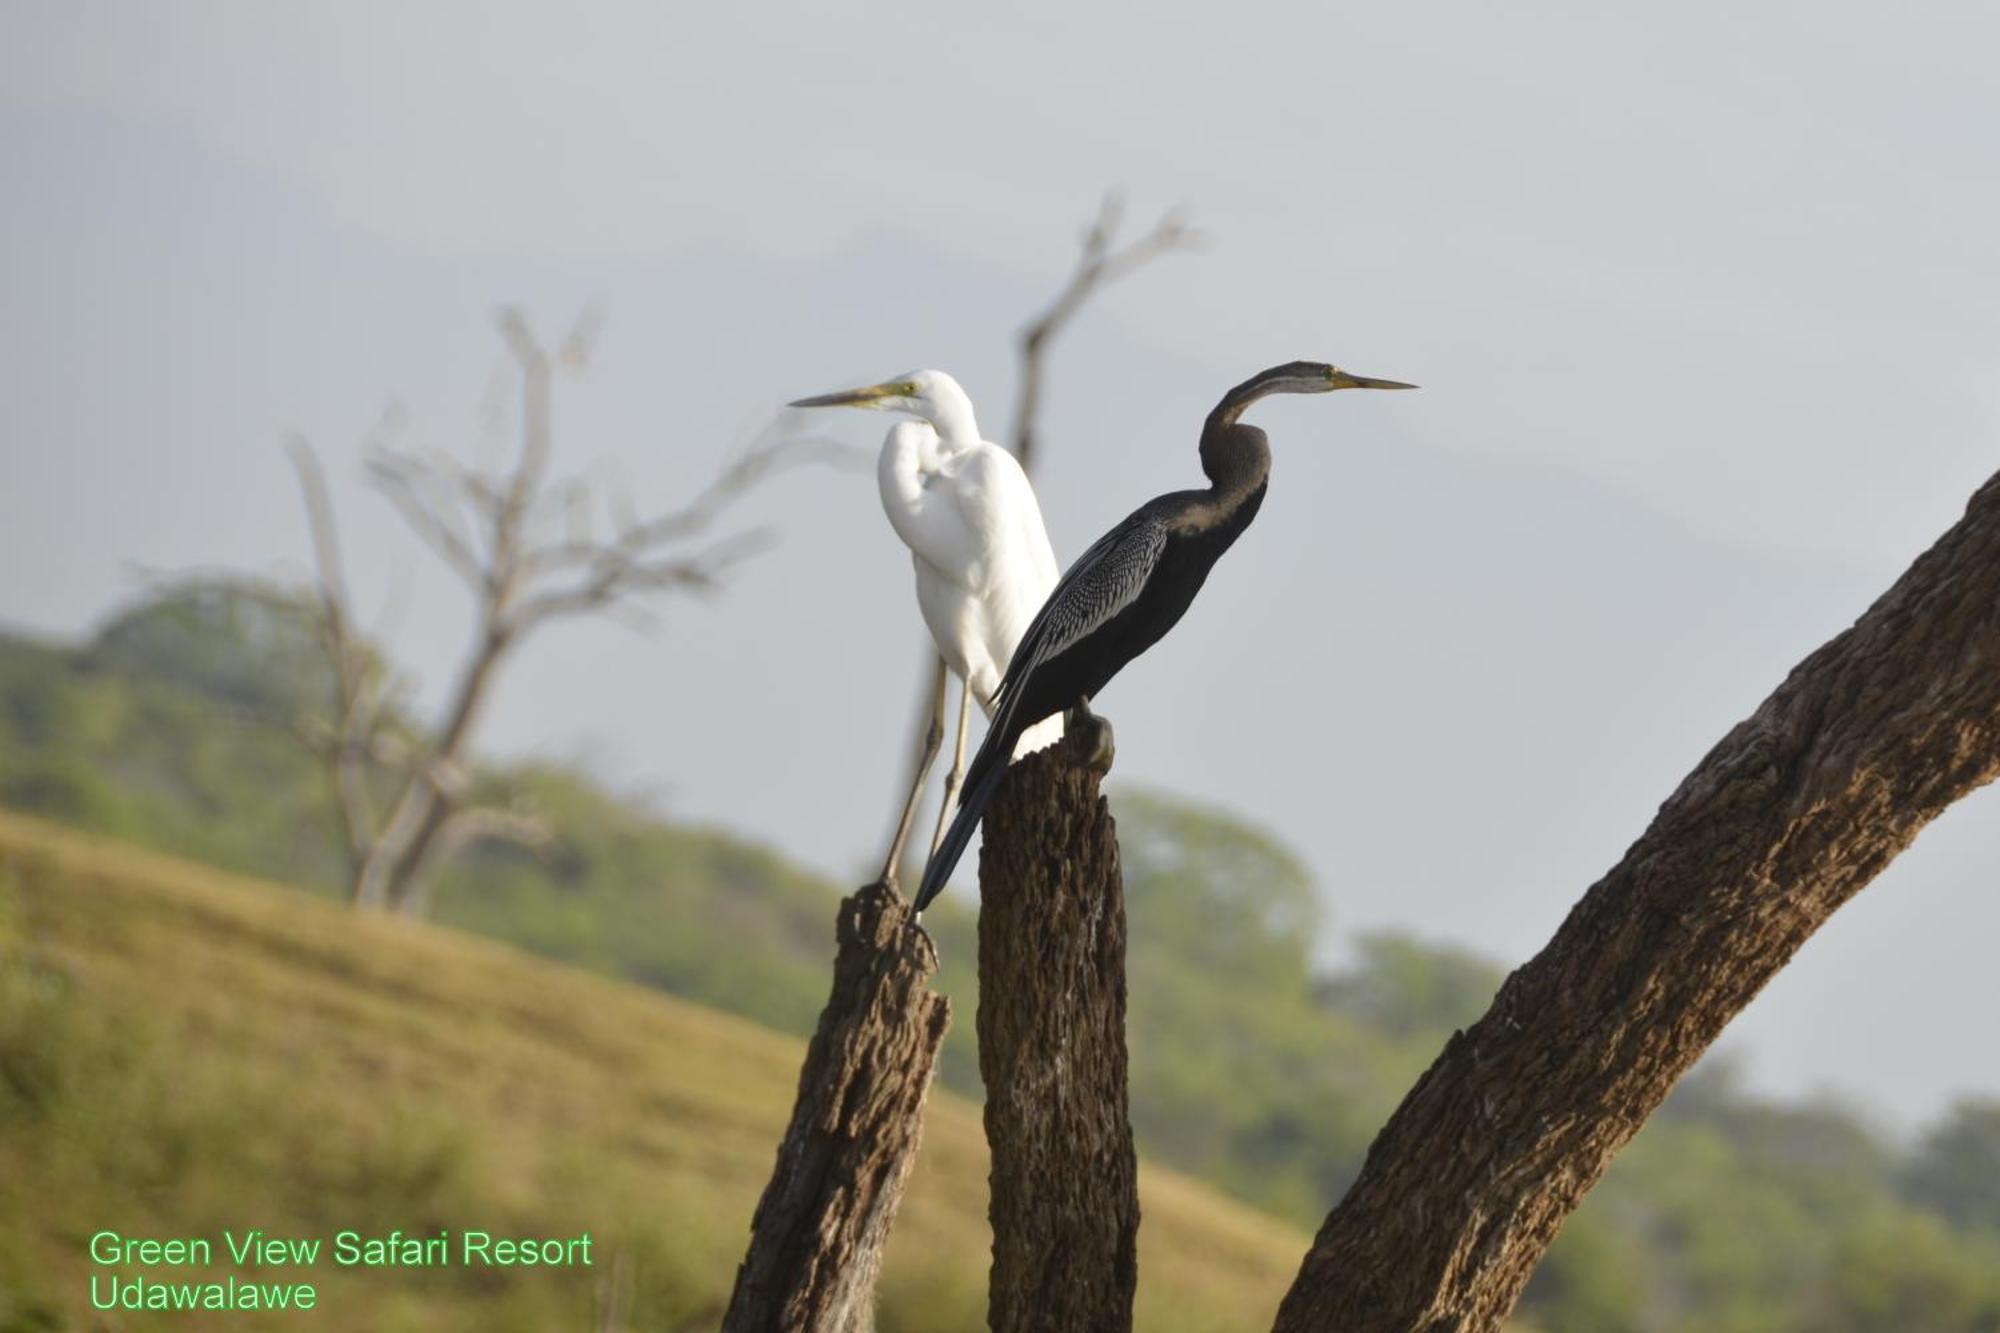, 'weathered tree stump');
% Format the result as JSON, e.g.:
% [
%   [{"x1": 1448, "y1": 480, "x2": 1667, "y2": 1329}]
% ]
[
  {"x1": 977, "y1": 715, "x2": 1137, "y2": 1333},
  {"x1": 724, "y1": 882, "x2": 949, "y2": 1333}
]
